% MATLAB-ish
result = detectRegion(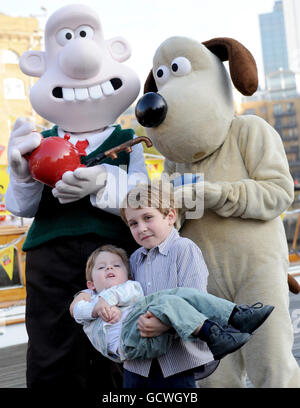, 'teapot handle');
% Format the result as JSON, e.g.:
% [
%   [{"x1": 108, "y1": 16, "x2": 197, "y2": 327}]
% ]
[{"x1": 85, "y1": 136, "x2": 152, "y2": 167}]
